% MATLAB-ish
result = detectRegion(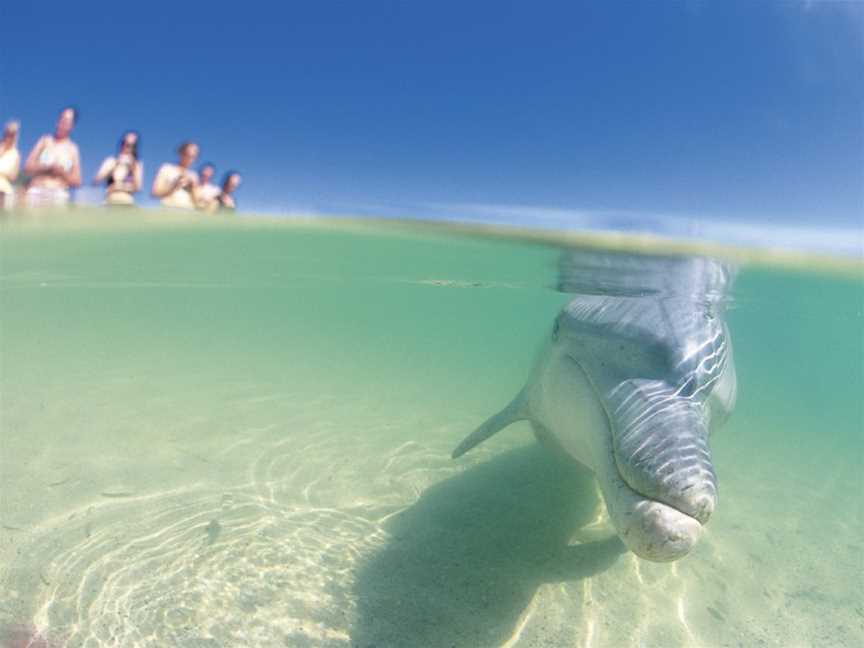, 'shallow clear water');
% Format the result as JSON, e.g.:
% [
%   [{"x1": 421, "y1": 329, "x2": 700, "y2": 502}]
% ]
[{"x1": 0, "y1": 212, "x2": 862, "y2": 647}]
